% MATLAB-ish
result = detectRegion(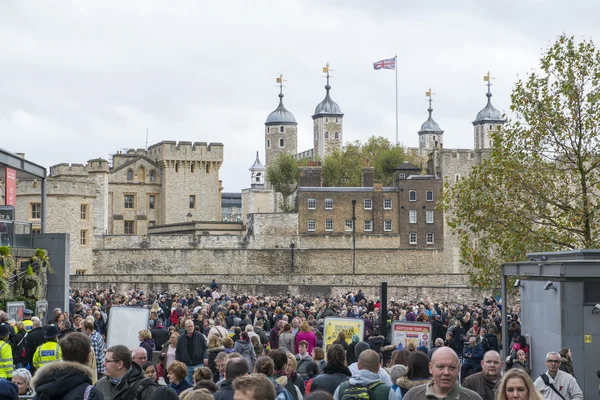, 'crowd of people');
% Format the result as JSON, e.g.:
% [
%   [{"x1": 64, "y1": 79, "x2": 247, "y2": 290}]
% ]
[{"x1": 0, "y1": 283, "x2": 586, "y2": 399}]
